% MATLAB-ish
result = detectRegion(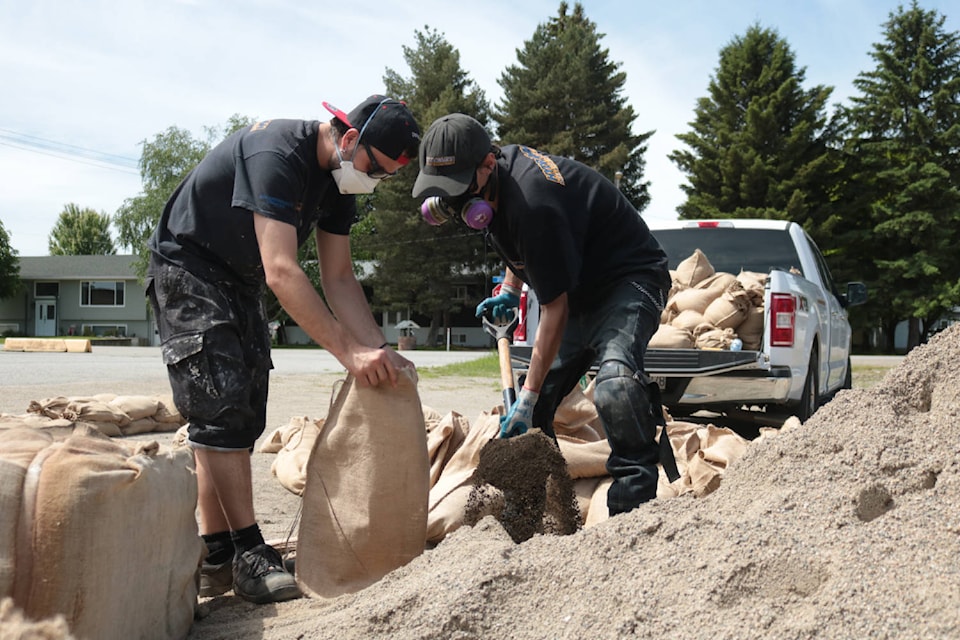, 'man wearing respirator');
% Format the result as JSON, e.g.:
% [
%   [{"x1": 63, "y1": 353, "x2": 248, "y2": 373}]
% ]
[{"x1": 412, "y1": 113, "x2": 676, "y2": 515}]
